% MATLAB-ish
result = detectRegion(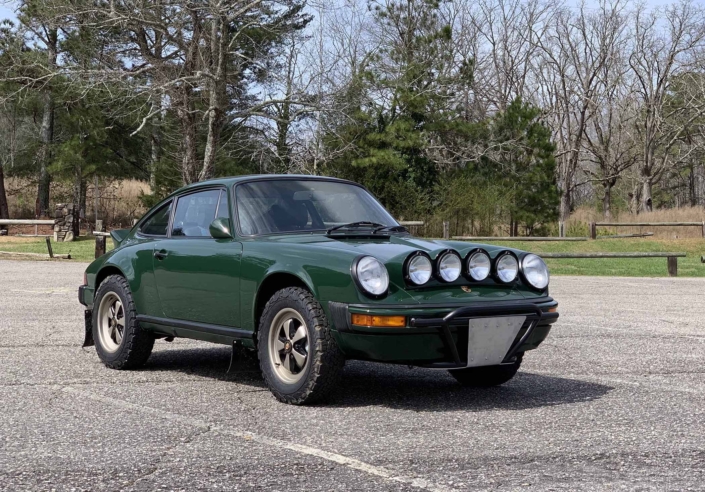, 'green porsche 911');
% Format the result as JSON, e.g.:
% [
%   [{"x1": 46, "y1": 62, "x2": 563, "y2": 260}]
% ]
[{"x1": 78, "y1": 175, "x2": 559, "y2": 404}]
